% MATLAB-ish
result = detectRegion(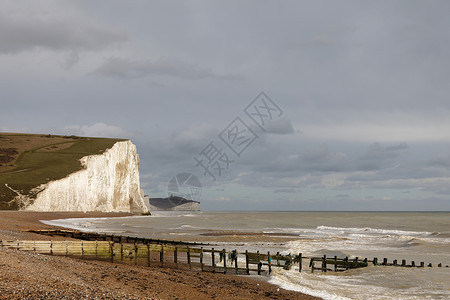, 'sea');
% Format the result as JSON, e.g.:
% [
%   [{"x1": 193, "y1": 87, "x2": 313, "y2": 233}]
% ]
[{"x1": 42, "y1": 211, "x2": 450, "y2": 300}]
